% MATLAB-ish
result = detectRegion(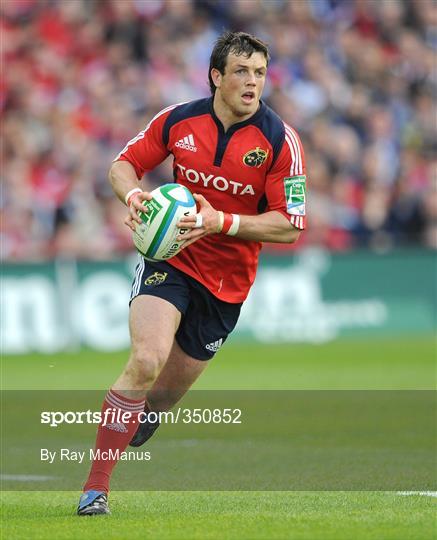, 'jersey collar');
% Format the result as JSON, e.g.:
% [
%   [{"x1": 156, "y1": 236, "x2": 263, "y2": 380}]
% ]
[{"x1": 208, "y1": 97, "x2": 265, "y2": 136}]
